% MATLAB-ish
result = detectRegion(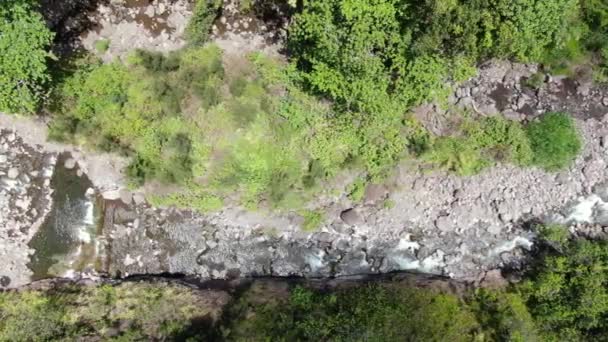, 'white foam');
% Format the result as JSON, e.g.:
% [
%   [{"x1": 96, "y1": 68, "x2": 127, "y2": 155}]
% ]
[
  {"x1": 305, "y1": 250, "x2": 326, "y2": 272},
  {"x1": 395, "y1": 238, "x2": 420, "y2": 253},
  {"x1": 83, "y1": 200, "x2": 95, "y2": 225},
  {"x1": 491, "y1": 236, "x2": 533, "y2": 256},
  {"x1": 77, "y1": 228, "x2": 92, "y2": 244},
  {"x1": 420, "y1": 250, "x2": 446, "y2": 272},
  {"x1": 391, "y1": 255, "x2": 421, "y2": 270},
  {"x1": 566, "y1": 195, "x2": 601, "y2": 223}
]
